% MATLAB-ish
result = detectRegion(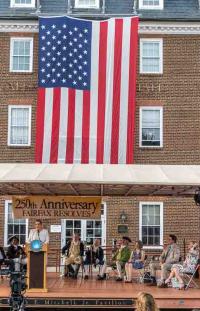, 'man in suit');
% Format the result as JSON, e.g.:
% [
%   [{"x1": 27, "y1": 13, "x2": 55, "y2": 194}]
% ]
[
  {"x1": 62, "y1": 233, "x2": 84, "y2": 279},
  {"x1": 6, "y1": 235, "x2": 27, "y2": 271},
  {"x1": 149, "y1": 234, "x2": 180, "y2": 287},
  {"x1": 27, "y1": 219, "x2": 49, "y2": 244},
  {"x1": 0, "y1": 246, "x2": 6, "y2": 265},
  {"x1": 112, "y1": 236, "x2": 131, "y2": 281}
]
